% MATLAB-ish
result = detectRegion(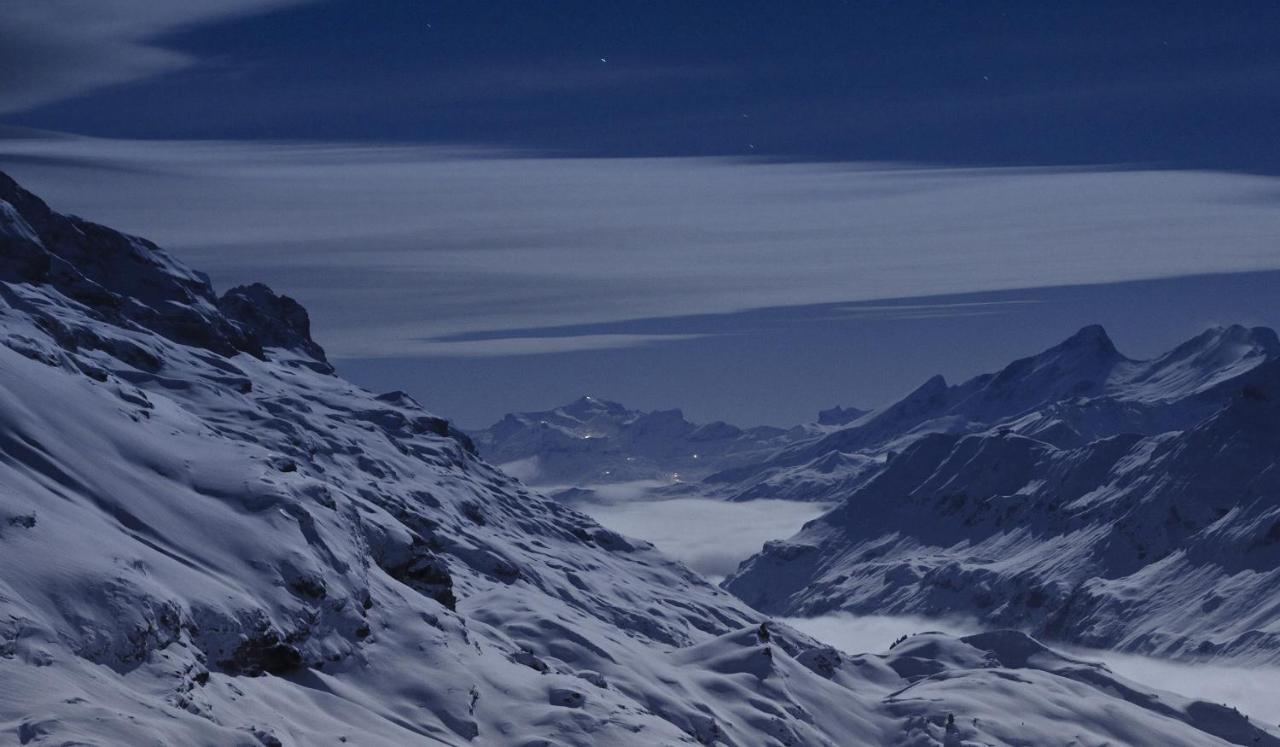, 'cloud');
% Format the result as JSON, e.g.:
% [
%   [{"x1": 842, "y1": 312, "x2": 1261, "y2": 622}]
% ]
[
  {"x1": 3, "y1": 134, "x2": 1280, "y2": 360},
  {"x1": 828, "y1": 299, "x2": 1046, "y2": 321},
  {"x1": 1064, "y1": 646, "x2": 1280, "y2": 727},
  {"x1": 340, "y1": 333, "x2": 706, "y2": 359},
  {"x1": 0, "y1": 1, "x2": 312, "y2": 114},
  {"x1": 789, "y1": 613, "x2": 1280, "y2": 726},
  {"x1": 569, "y1": 496, "x2": 831, "y2": 580}
]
